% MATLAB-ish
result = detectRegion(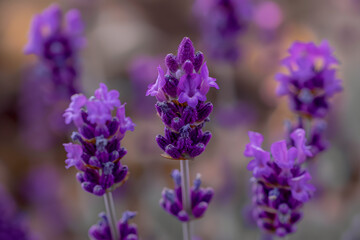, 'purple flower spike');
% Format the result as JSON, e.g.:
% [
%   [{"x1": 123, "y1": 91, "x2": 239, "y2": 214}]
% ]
[
  {"x1": 24, "y1": 4, "x2": 86, "y2": 95},
  {"x1": 276, "y1": 41, "x2": 342, "y2": 118},
  {"x1": 63, "y1": 83, "x2": 134, "y2": 196},
  {"x1": 245, "y1": 131, "x2": 315, "y2": 237},
  {"x1": 147, "y1": 37, "x2": 218, "y2": 160},
  {"x1": 89, "y1": 211, "x2": 139, "y2": 240},
  {"x1": 160, "y1": 169, "x2": 213, "y2": 222}
]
